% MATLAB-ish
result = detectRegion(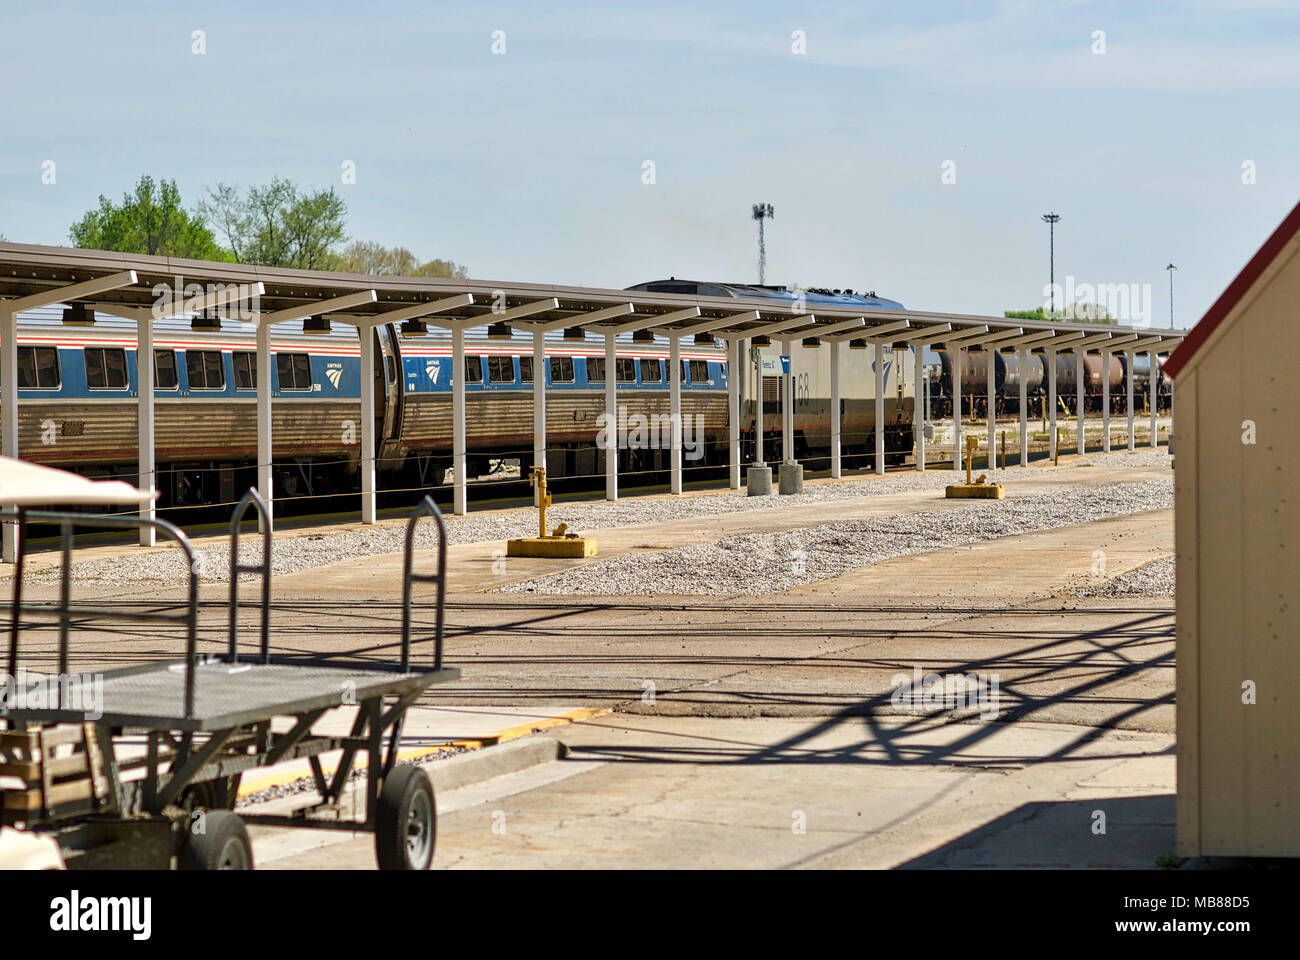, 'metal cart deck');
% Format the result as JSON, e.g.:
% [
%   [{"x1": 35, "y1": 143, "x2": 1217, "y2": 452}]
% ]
[{"x1": 2, "y1": 461, "x2": 458, "y2": 870}]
